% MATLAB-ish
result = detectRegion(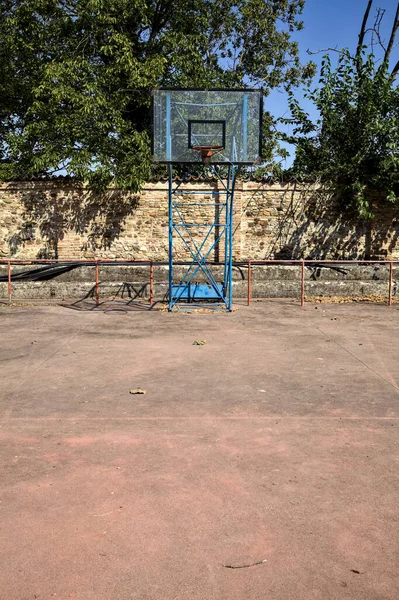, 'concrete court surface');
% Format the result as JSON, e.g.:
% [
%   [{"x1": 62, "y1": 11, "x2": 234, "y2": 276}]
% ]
[{"x1": 0, "y1": 299, "x2": 398, "y2": 600}]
